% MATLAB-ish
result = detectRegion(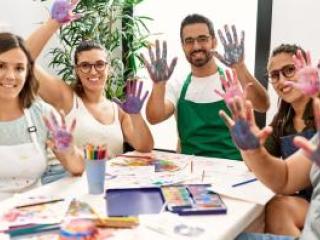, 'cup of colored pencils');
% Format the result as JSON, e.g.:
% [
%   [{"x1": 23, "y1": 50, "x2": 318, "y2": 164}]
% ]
[{"x1": 84, "y1": 144, "x2": 108, "y2": 194}]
